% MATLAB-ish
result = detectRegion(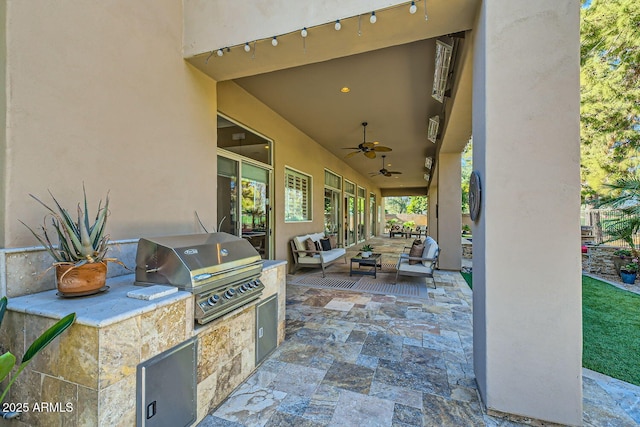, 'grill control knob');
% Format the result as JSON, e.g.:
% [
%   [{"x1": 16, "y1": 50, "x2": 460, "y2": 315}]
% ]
[
  {"x1": 207, "y1": 295, "x2": 220, "y2": 306},
  {"x1": 238, "y1": 285, "x2": 246, "y2": 293},
  {"x1": 224, "y1": 288, "x2": 236, "y2": 299},
  {"x1": 248, "y1": 281, "x2": 256, "y2": 289}
]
